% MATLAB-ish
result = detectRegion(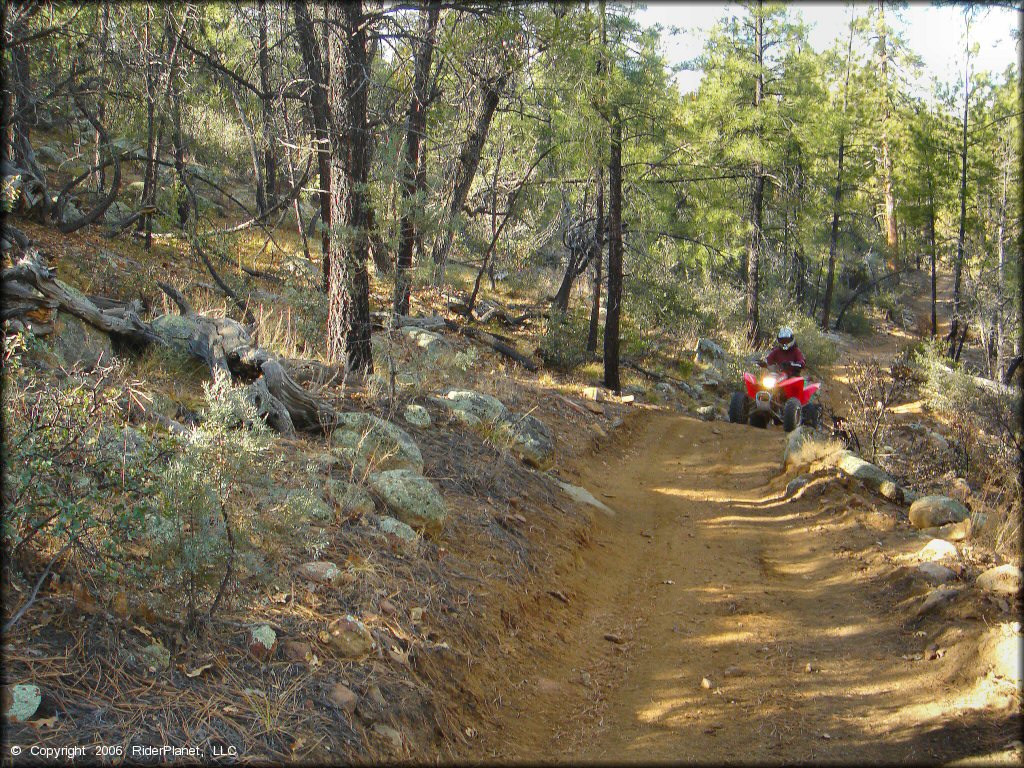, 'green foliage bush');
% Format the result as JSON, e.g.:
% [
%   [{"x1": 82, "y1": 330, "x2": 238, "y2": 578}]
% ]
[
  {"x1": 837, "y1": 306, "x2": 873, "y2": 337},
  {"x1": 540, "y1": 310, "x2": 589, "y2": 371}
]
